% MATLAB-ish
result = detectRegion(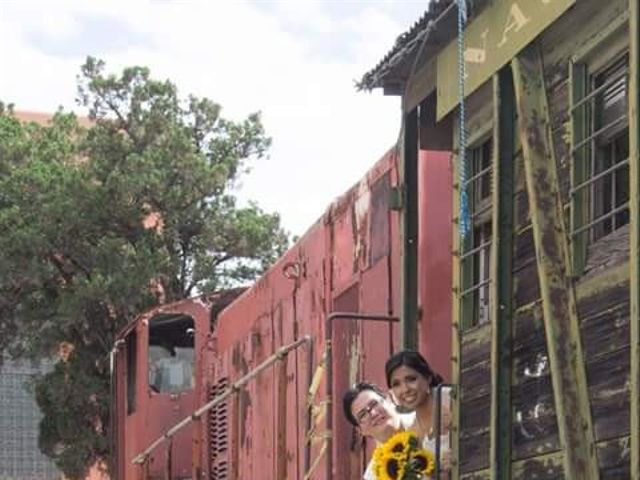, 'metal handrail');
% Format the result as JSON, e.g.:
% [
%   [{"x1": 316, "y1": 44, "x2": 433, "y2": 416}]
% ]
[{"x1": 131, "y1": 335, "x2": 312, "y2": 465}]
